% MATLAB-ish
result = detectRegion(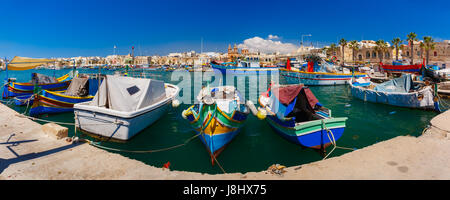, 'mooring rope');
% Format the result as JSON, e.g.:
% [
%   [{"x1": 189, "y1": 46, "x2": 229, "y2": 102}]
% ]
[
  {"x1": 86, "y1": 132, "x2": 202, "y2": 153},
  {"x1": 15, "y1": 113, "x2": 118, "y2": 126},
  {"x1": 321, "y1": 120, "x2": 355, "y2": 160},
  {"x1": 437, "y1": 93, "x2": 450, "y2": 111}
]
